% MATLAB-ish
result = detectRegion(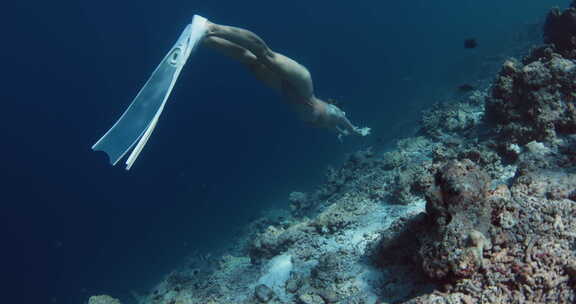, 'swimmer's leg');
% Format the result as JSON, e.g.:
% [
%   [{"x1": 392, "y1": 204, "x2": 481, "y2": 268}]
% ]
[
  {"x1": 203, "y1": 36, "x2": 281, "y2": 90},
  {"x1": 203, "y1": 36, "x2": 258, "y2": 65},
  {"x1": 205, "y1": 22, "x2": 297, "y2": 80},
  {"x1": 206, "y1": 23, "x2": 274, "y2": 63},
  {"x1": 206, "y1": 22, "x2": 314, "y2": 98}
]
